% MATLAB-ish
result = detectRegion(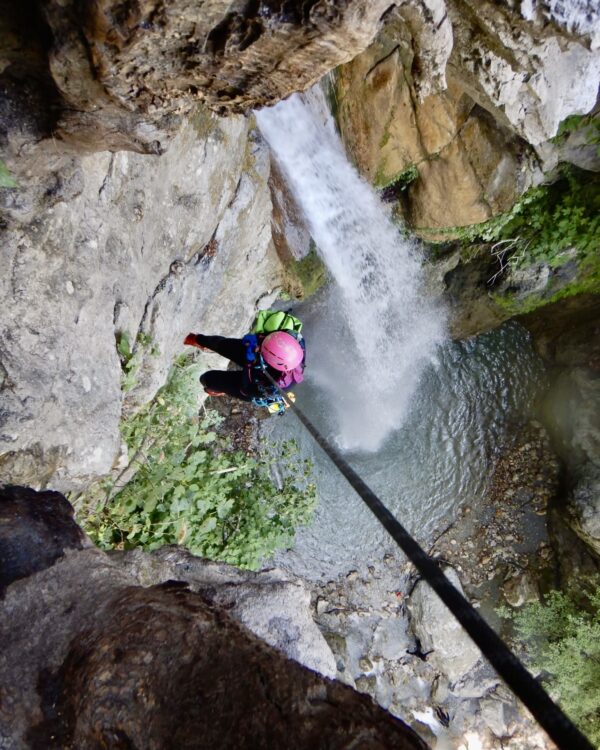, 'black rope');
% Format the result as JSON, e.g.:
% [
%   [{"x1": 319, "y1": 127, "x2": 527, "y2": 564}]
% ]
[{"x1": 265, "y1": 374, "x2": 593, "y2": 750}]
